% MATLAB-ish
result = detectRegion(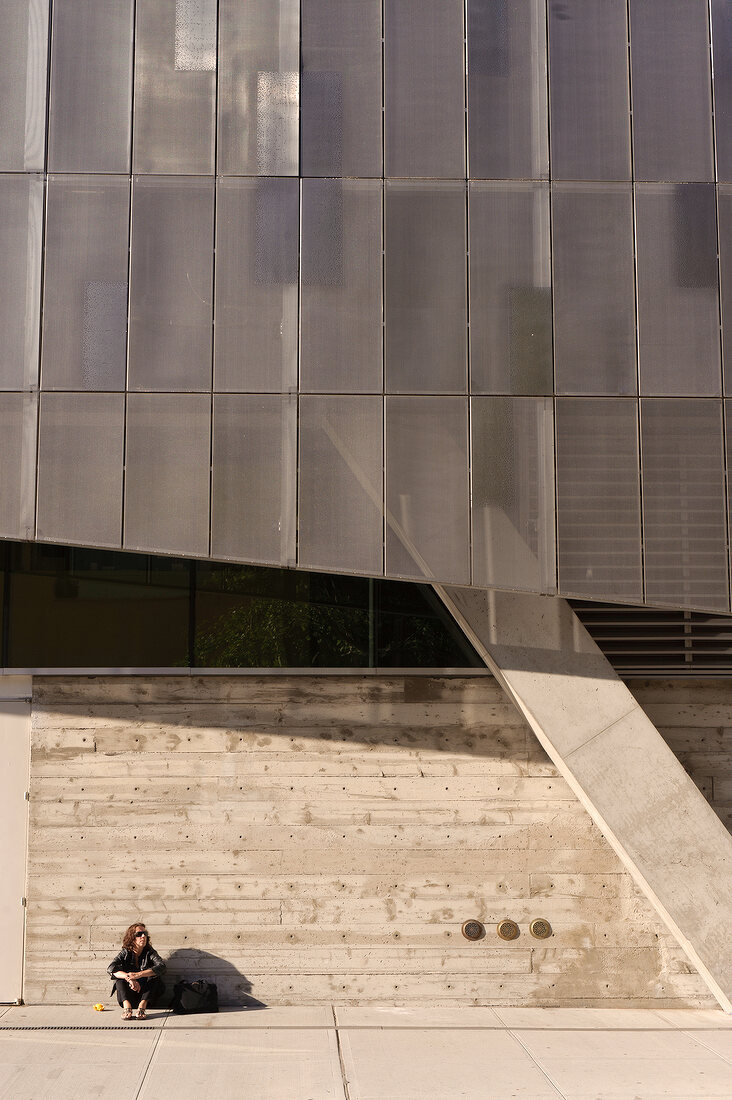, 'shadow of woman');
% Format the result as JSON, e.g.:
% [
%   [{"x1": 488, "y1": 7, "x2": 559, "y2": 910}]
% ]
[{"x1": 165, "y1": 948, "x2": 268, "y2": 1009}]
